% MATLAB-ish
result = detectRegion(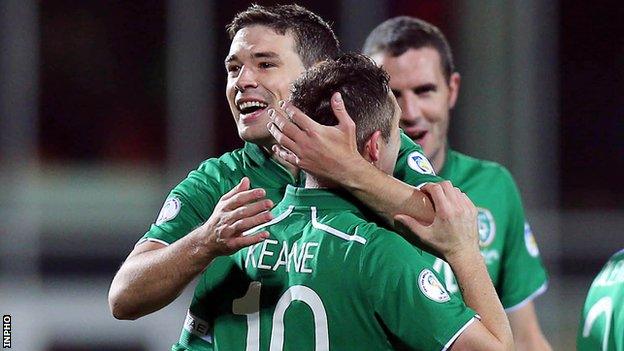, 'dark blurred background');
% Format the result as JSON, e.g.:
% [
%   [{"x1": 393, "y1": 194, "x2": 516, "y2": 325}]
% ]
[{"x1": 1, "y1": 0, "x2": 622, "y2": 350}]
